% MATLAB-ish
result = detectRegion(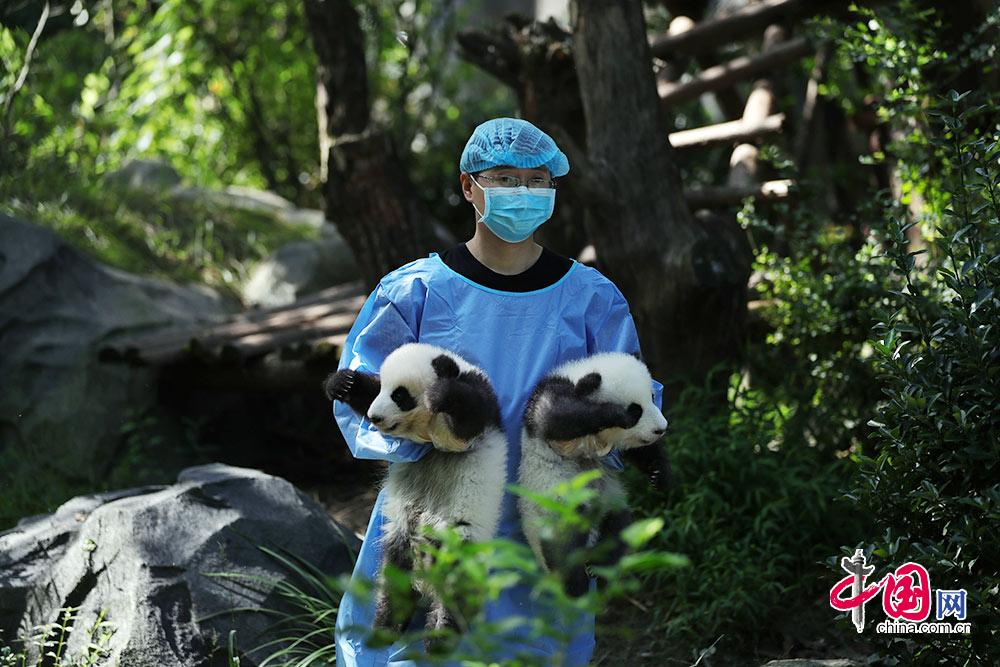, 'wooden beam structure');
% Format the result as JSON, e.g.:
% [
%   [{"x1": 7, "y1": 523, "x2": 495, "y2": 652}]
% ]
[
  {"x1": 99, "y1": 281, "x2": 367, "y2": 367},
  {"x1": 658, "y1": 36, "x2": 810, "y2": 108},
  {"x1": 686, "y1": 179, "x2": 794, "y2": 208},
  {"x1": 670, "y1": 113, "x2": 784, "y2": 149},
  {"x1": 728, "y1": 24, "x2": 785, "y2": 189},
  {"x1": 649, "y1": 0, "x2": 854, "y2": 57}
]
